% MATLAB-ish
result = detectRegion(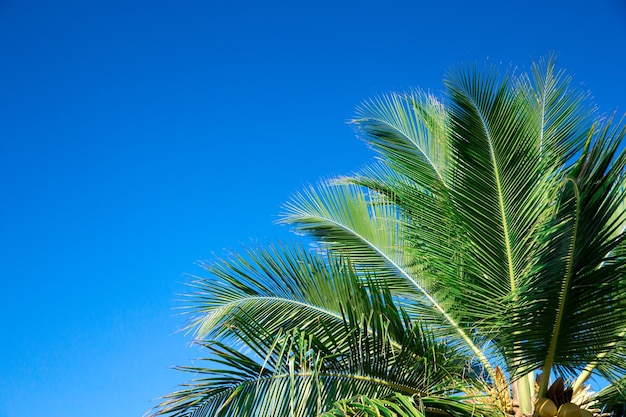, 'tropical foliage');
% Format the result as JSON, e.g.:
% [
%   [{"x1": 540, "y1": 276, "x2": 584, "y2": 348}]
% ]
[{"x1": 152, "y1": 57, "x2": 626, "y2": 417}]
